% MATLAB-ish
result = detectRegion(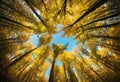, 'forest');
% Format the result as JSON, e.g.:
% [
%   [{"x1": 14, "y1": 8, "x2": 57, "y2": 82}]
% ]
[{"x1": 0, "y1": 0, "x2": 120, "y2": 82}]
